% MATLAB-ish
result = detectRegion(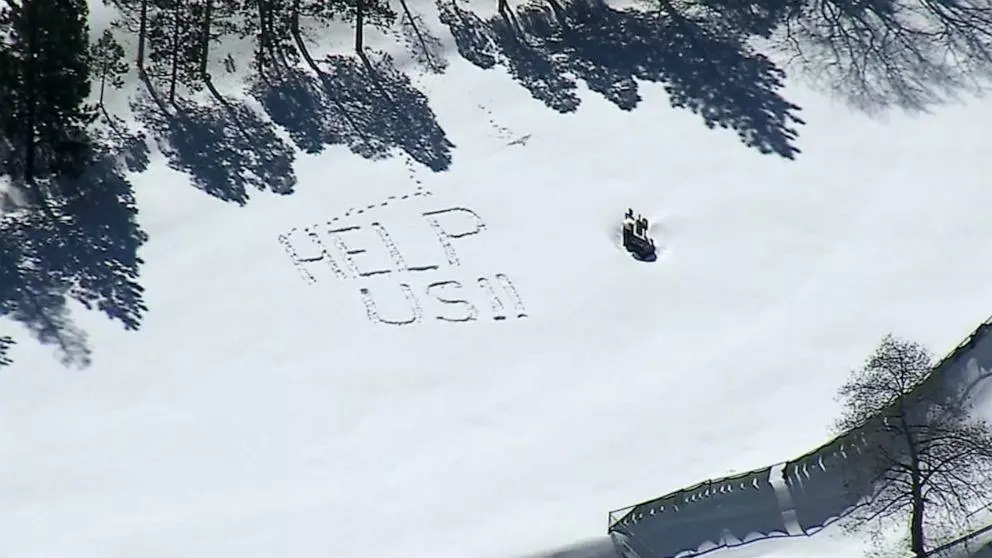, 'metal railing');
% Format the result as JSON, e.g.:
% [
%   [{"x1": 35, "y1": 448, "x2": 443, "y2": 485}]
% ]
[{"x1": 608, "y1": 313, "x2": 992, "y2": 558}]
